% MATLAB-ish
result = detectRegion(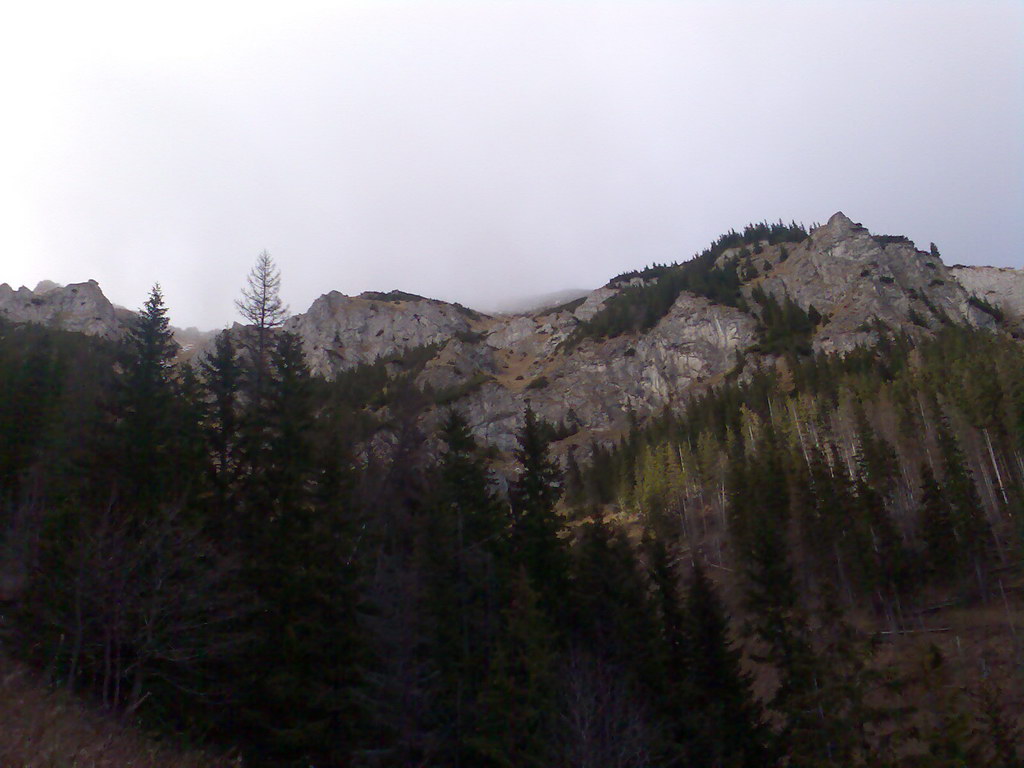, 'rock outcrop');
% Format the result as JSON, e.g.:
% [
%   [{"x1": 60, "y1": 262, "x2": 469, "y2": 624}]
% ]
[
  {"x1": 8, "y1": 213, "x2": 1020, "y2": 454},
  {"x1": 284, "y1": 290, "x2": 487, "y2": 378},
  {"x1": 0, "y1": 280, "x2": 127, "y2": 339},
  {"x1": 741, "y1": 212, "x2": 994, "y2": 353},
  {"x1": 445, "y1": 292, "x2": 757, "y2": 451},
  {"x1": 950, "y1": 265, "x2": 1024, "y2": 321}
]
